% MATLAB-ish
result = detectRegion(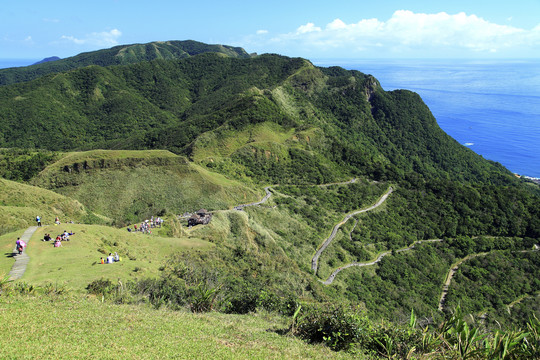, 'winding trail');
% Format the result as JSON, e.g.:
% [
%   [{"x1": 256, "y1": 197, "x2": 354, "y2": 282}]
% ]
[
  {"x1": 317, "y1": 178, "x2": 357, "y2": 188},
  {"x1": 234, "y1": 187, "x2": 273, "y2": 210},
  {"x1": 232, "y1": 178, "x2": 360, "y2": 211},
  {"x1": 438, "y1": 247, "x2": 539, "y2": 311},
  {"x1": 437, "y1": 252, "x2": 489, "y2": 311},
  {"x1": 8, "y1": 226, "x2": 38, "y2": 280},
  {"x1": 321, "y1": 239, "x2": 442, "y2": 285},
  {"x1": 311, "y1": 186, "x2": 393, "y2": 274}
]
